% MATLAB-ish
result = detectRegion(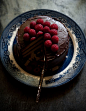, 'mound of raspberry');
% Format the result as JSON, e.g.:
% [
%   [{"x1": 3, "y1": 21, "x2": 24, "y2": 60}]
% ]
[
  {"x1": 50, "y1": 24, "x2": 58, "y2": 30},
  {"x1": 43, "y1": 26, "x2": 50, "y2": 33},
  {"x1": 23, "y1": 33, "x2": 30, "y2": 41},
  {"x1": 24, "y1": 26, "x2": 30, "y2": 33},
  {"x1": 36, "y1": 31, "x2": 43, "y2": 37},
  {"x1": 51, "y1": 35, "x2": 59, "y2": 44},
  {"x1": 51, "y1": 44, "x2": 59, "y2": 52},
  {"x1": 43, "y1": 21, "x2": 50, "y2": 27},
  {"x1": 50, "y1": 29, "x2": 57, "y2": 36},
  {"x1": 29, "y1": 29, "x2": 36, "y2": 37},
  {"x1": 36, "y1": 19, "x2": 44, "y2": 25},
  {"x1": 35, "y1": 24, "x2": 43, "y2": 32},
  {"x1": 44, "y1": 33, "x2": 51, "y2": 40},
  {"x1": 30, "y1": 21, "x2": 36, "y2": 29},
  {"x1": 44, "y1": 40, "x2": 52, "y2": 48}
]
